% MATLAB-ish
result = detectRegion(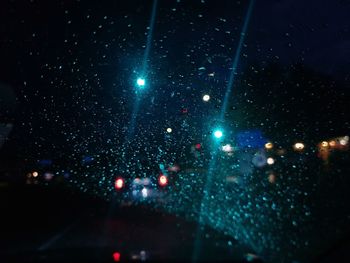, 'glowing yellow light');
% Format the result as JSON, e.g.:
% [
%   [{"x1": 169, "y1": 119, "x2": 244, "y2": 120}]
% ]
[
  {"x1": 294, "y1": 142, "x2": 305, "y2": 151},
  {"x1": 166, "y1": 127, "x2": 172, "y2": 133},
  {"x1": 267, "y1": 157, "x2": 275, "y2": 165},
  {"x1": 265, "y1": 142, "x2": 273, "y2": 149},
  {"x1": 329, "y1": 140, "x2": 336, "y2": 147},
  {"x1": 158, "y1": 175, "x2": 168, "y2": 186},
  {"x1": 32, "y1": 171, "x2": 39, "y2": 177},
  {"x1": 321, "y1": 141, "x2": 328, "y2": 147}
]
